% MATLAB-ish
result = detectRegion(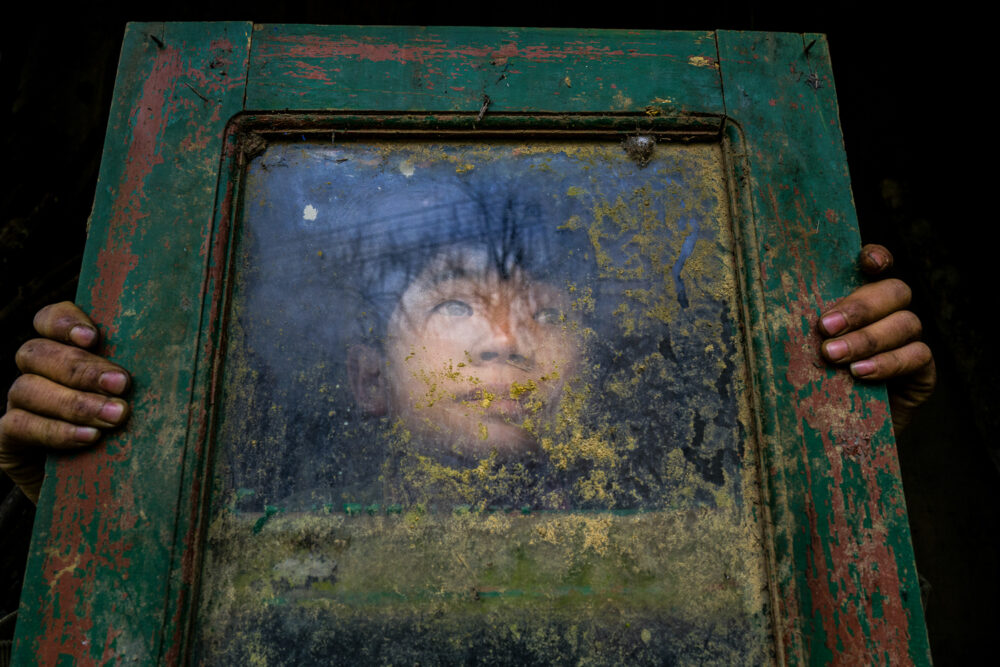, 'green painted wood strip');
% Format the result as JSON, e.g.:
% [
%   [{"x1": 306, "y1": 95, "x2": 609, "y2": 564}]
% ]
[
  {"x1": 15, "y1": 21, "x2": 253, "y2": 666},
  {"x1": 245, "y1": 25, "x2": 724, "y2": 116},
  {"x1": 164, "y1": 115, "x2": 254, "y2": 665},
  {"x1": 717, "y1": 30, "x2": 929, "y2": 665}
]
